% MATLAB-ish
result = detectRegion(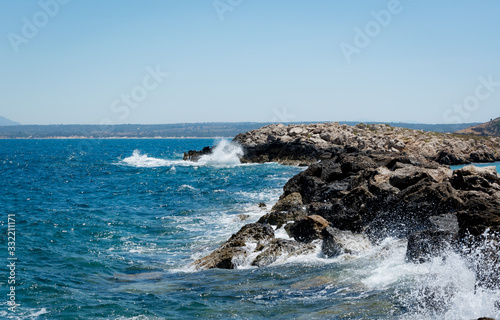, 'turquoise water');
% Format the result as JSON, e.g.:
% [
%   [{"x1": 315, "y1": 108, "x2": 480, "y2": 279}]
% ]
[{"x1": 1, "y1": 139, "x2": 499, "y2": 319}]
